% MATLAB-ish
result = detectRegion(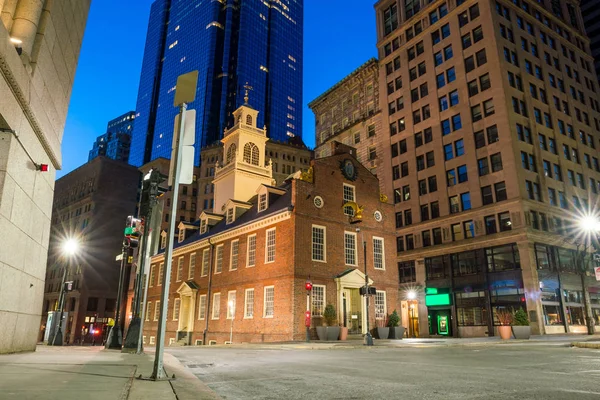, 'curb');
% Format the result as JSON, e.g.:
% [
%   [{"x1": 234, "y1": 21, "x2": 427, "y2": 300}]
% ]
[{"x1": 571, "y1": 342, "x2": 600, "y2": 349}]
